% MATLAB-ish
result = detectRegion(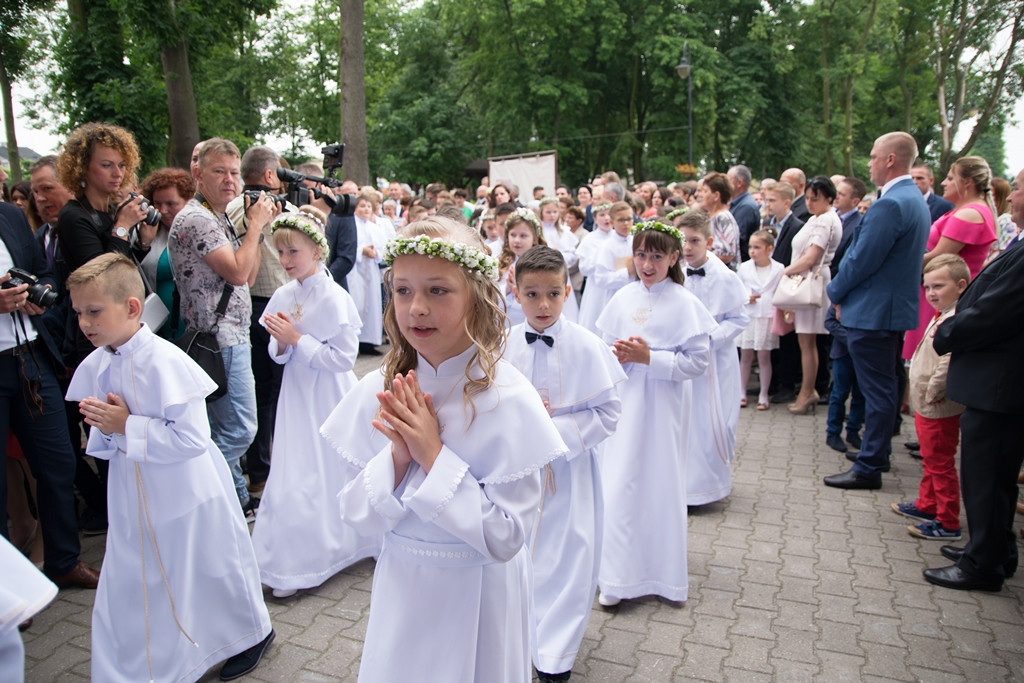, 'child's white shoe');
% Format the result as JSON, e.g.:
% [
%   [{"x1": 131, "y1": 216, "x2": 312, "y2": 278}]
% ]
[
  {"x1": 597, "y1": 591, "x2": 620, "y2": 607},
  {"x1": 272, "y1": 588, "x2": 297, "y2": 599}
]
